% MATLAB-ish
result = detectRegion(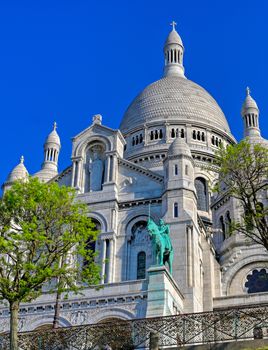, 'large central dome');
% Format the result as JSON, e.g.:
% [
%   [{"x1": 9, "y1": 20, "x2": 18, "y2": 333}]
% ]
[
  {"x1": 120, "y1": 76, "x2": 231, "y2": 135},
  {"x1": 120, "y1": 25, "x2": 232, "y2": 139}
]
